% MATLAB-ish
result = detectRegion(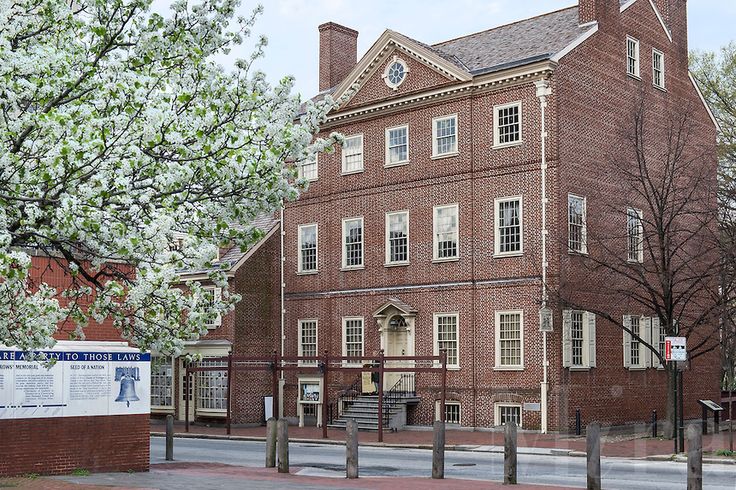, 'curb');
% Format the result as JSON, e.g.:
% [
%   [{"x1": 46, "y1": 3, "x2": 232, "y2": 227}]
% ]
[{"x1": 645, "y1": 454, "x2": 736, "y2": 465}]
